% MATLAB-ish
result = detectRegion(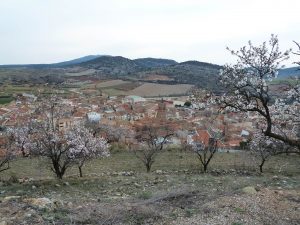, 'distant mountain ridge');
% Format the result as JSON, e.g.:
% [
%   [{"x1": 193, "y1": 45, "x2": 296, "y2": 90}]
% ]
[
  {"x1": 53, "y1": 55, "x2": 103, "y2": 66},
  {"x1": 278, "y1": 67, "x2": 300, "y2": 78},
  {"x1": 1, "y1": 54, "x2": 297, "y2": 77},
  {"x1": 0, "y1": 55, "x2": 105, "y2": 68},
  {"x1": 0, "y1": 55, "x2": 298, "y2": 91}
]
